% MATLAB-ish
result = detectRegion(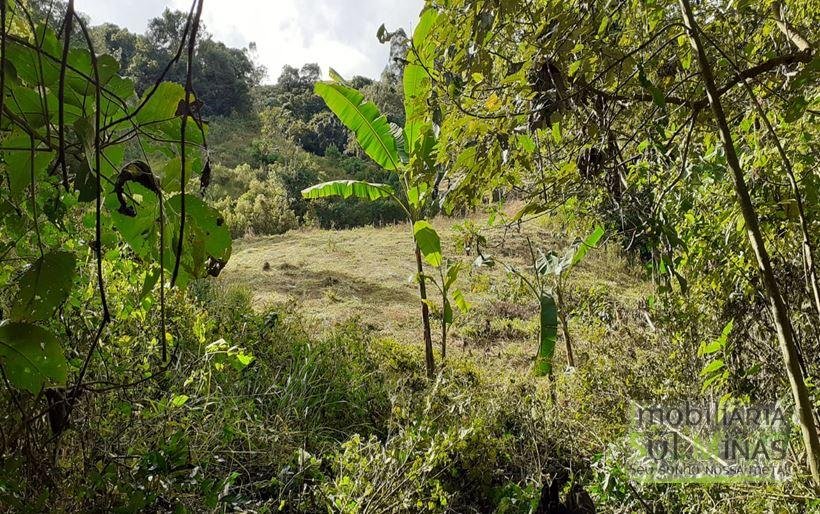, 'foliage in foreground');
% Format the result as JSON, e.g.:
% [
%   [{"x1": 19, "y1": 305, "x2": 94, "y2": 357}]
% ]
[{"x1": 2, "y1": 279, "x2": 817, "y2": 512}]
